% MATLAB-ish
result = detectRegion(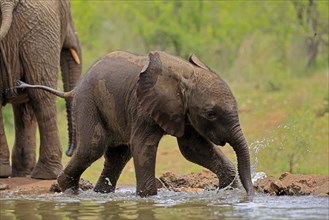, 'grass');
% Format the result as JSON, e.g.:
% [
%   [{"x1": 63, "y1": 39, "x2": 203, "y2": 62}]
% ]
[{"x1": 2, "y1": 69, "x2": 328, "y2": 184}]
